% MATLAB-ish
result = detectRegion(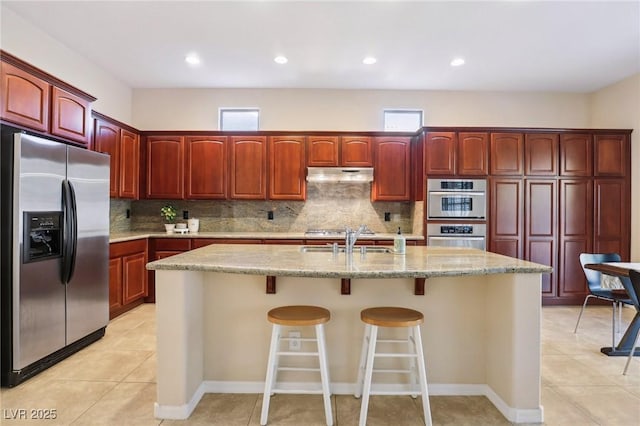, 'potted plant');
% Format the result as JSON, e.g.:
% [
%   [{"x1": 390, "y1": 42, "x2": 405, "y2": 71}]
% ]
[{"x1": 160, "y1": 204, "x2": 177, "y2": 233}]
